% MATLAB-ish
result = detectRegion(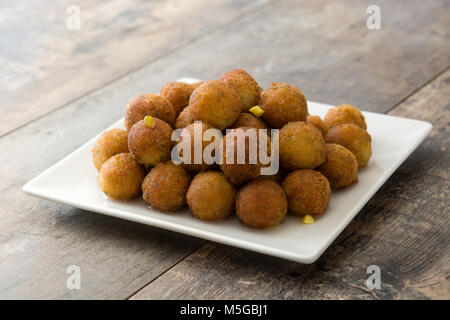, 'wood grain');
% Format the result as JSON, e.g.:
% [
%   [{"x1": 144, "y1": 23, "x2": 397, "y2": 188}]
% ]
[
  {"x1": 0, "y1": 0, "x2": 448, "y2": 299},
  {"x1": 0, "y1": 0, "x2": 270, "y2": 137},
  {"x1": 130, "y1": 69, "x2": 450, "y2": 300}
]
